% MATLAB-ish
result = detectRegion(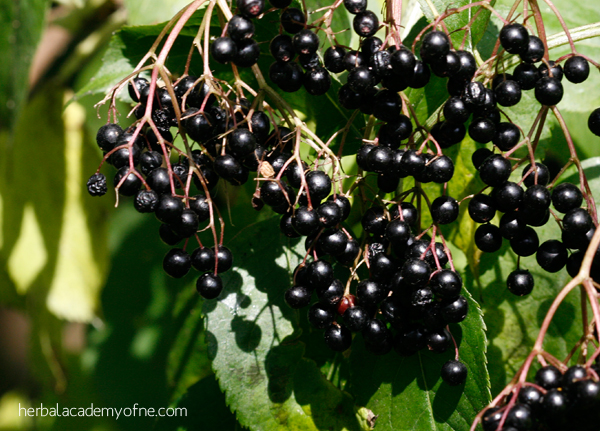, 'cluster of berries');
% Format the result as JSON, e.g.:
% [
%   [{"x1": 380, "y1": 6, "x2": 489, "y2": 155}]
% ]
[{"x1": 481, "y1": 362, "x2": 600, "y2": 431}]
